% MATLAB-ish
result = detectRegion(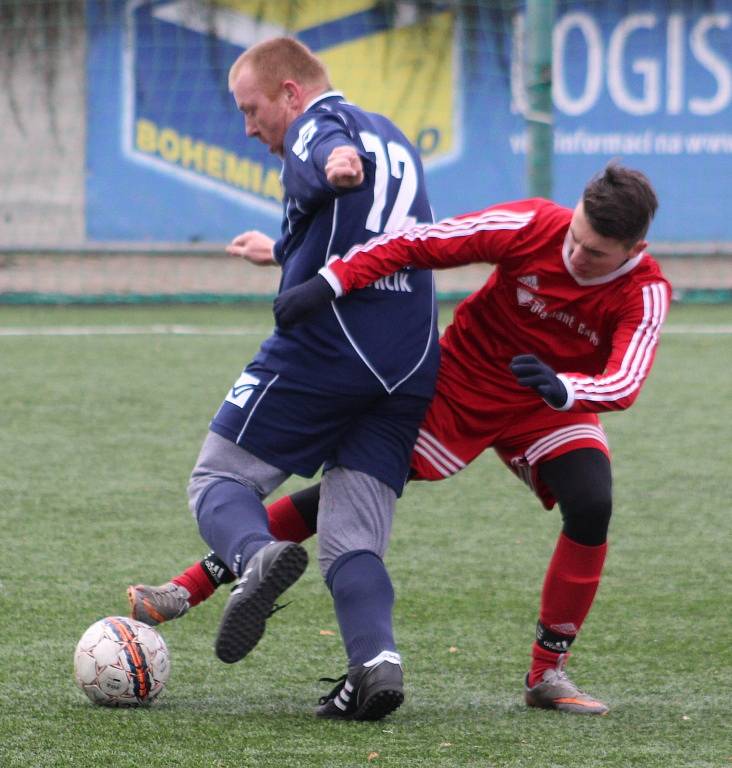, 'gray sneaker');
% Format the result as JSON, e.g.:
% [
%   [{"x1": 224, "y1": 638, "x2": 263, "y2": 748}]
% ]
[
  {"x1": 127, "y1": 582, "x2": 191, "y2": 626},
  {"x1": 525, "y1": 666, "x2": 609, "y2": 715},
  {"x1": 215, "y1": 541, "x2": 308, "y2": 664}
]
